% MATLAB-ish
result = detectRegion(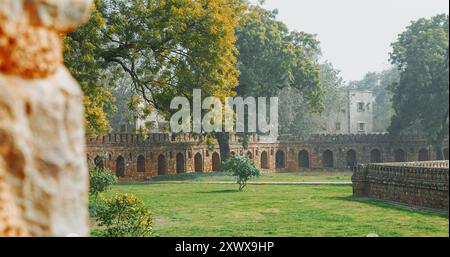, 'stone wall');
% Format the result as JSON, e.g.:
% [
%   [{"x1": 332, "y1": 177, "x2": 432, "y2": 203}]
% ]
[
  {"x1": 352, "y1": 161, "x2": 449, "y2": 213},
  {"x1": 86, "y1": 133, "x2": 449, "y2": 182},
  {"x1": 1, "y1": 0, "x2": 92, "y2": 236}
]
